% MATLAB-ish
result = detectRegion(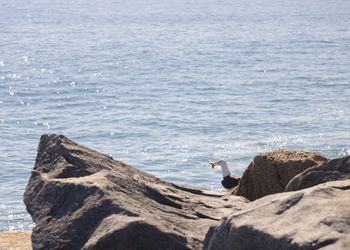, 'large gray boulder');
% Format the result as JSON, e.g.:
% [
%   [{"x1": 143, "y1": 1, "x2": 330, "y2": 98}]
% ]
[
  {"x1": 286, "y1": 156, "x2": 350, "y2": 191},
  {"x1": 24, "y1": 134, "x2": 248, "y2": 250},
  {"x1": 234, "y1": 149, "x2": 328, "y2": 201},
  {"x1": 204, "y1": 179, "x2": 350, "y2": 250}
]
